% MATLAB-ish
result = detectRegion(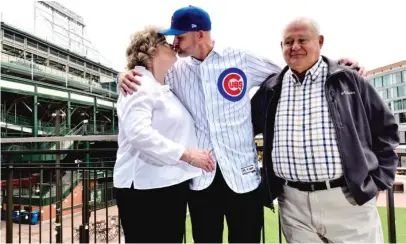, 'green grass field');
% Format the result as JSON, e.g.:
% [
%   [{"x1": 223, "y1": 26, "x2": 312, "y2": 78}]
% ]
[{"x1": 184, "y1": 206, "x2": 406, "y2": 243}]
